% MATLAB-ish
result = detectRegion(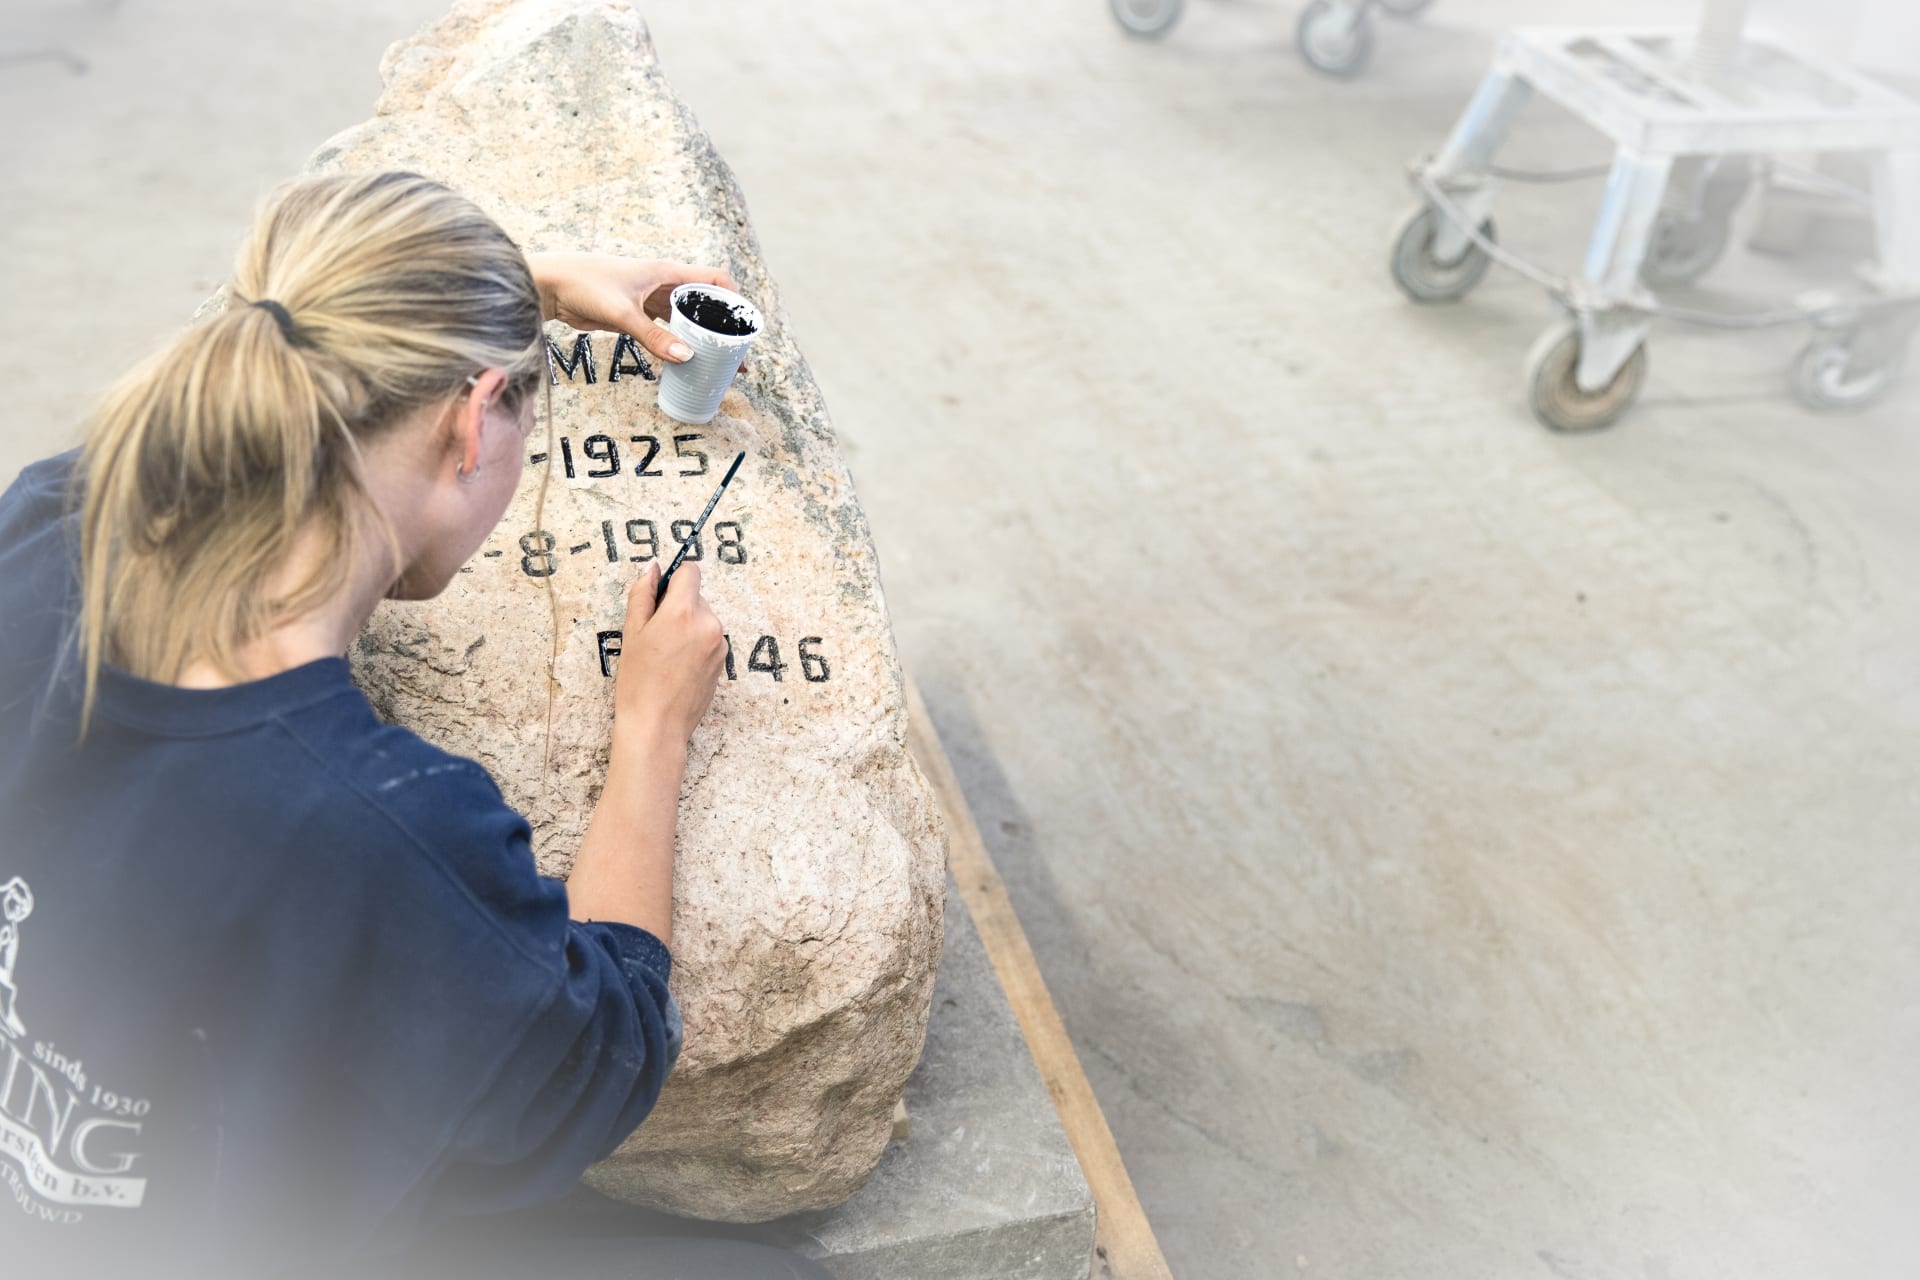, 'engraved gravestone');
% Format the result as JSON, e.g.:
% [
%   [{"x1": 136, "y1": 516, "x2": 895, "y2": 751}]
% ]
[{"x1": 314, "y1": 0, "x2": 947, "y2": 1221}]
